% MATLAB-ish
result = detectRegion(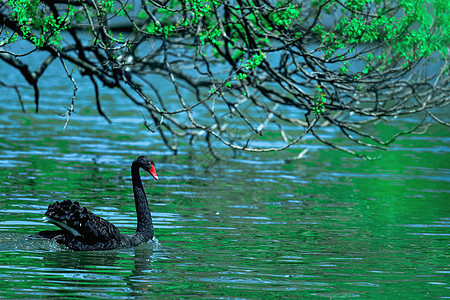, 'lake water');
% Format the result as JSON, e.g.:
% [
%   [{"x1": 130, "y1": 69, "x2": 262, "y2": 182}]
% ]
[{"x1": 0, "y1": 48, "x2": 449, "y2": 298}]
